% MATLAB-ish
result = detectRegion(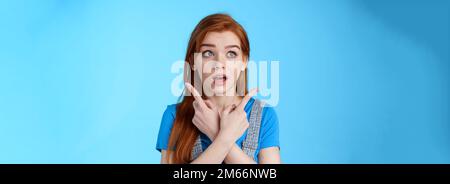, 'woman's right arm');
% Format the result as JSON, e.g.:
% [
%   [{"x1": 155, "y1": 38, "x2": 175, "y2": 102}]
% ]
[
  {"x1": 190, "y1": 133, "x2": 235, "y2": 164},
  {"x1": 160, "y1": 133, "x2": 235, "y2": 164},
  {"x1": 160, "y1": 150, "x2": 169, "y2": 164}
]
